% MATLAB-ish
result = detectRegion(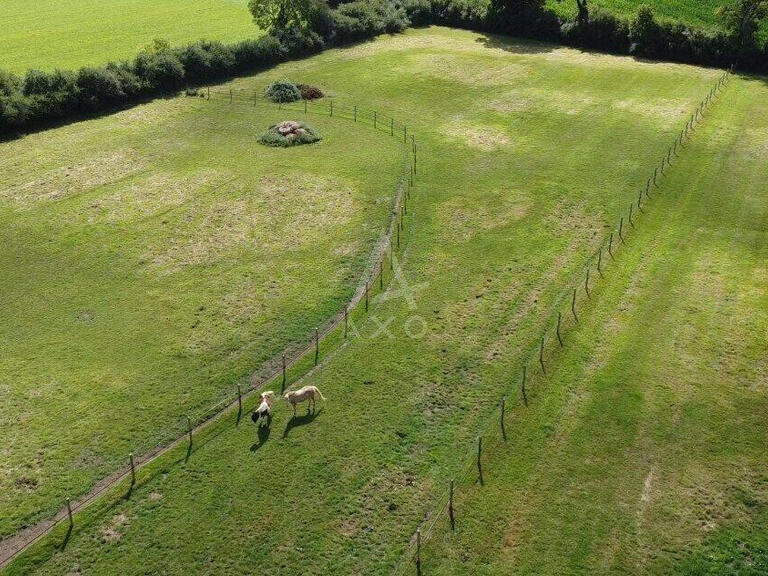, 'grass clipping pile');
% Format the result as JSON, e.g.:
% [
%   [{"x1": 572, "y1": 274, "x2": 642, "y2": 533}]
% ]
[{"x1": 260, "y1": 121, "x2": 322, "y2": 147}]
